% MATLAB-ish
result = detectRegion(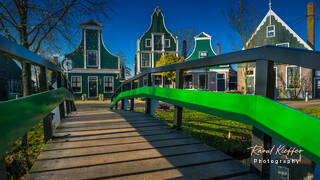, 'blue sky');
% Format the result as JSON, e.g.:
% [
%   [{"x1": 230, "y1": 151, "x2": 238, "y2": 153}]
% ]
[{"x1": 64, "y1": 0, "x2": 320, "y2": 72}]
